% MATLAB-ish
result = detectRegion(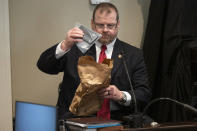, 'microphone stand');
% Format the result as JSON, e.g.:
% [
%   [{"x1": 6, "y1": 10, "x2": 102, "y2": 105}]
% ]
[
  {"x1": 142, "y1": 97, "x2": 197, "y2": 117},
  {"x1": 121, "y1": 51, "x2": 144, "y2": 128}
]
